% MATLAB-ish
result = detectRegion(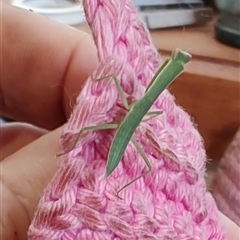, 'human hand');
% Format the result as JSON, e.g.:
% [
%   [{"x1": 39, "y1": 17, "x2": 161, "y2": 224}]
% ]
[
  {"x1": 0, "y1": 3, "x2": 98, "y2": 239},
  {"x1": 1, "y1": 3, "x2": 239, "y2": 240}
]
